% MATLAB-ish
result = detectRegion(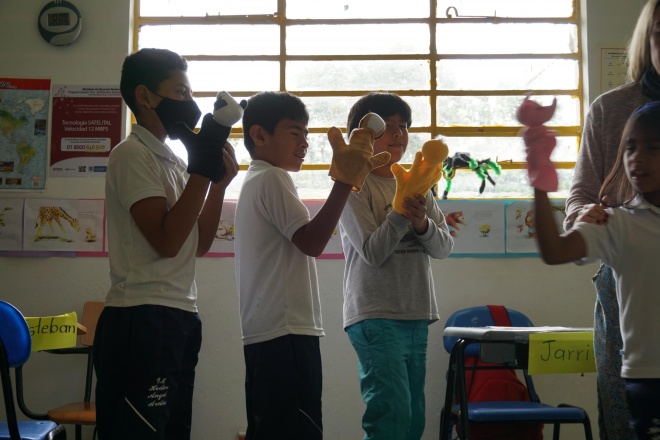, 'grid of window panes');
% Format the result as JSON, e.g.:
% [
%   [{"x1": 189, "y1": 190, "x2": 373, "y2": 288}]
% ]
[{"x1": 136, "y1": 0, "x2": 581, "y2": 199}]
